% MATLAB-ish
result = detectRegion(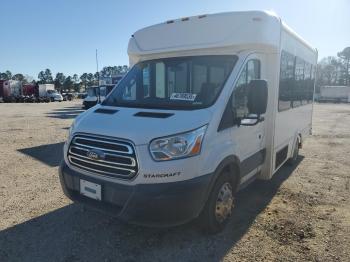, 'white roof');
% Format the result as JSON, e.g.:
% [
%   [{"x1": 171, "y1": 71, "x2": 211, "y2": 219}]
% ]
[{"x1": 128, "y1": 11, "x2": 316, "y2": 64}]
